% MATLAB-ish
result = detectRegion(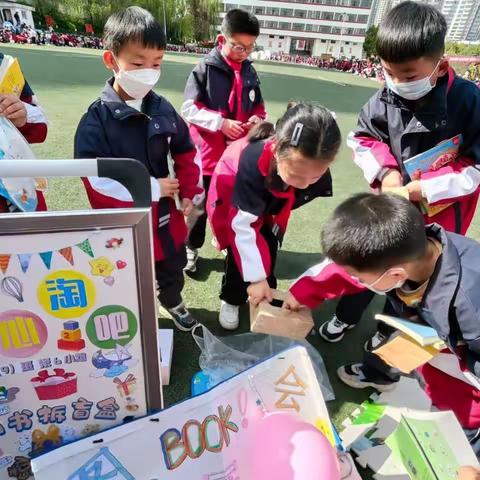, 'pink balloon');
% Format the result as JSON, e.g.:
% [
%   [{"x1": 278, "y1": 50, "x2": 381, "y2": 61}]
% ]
[{"x1": 249, "y1": 412, "x2": 340, "y2": 480}]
